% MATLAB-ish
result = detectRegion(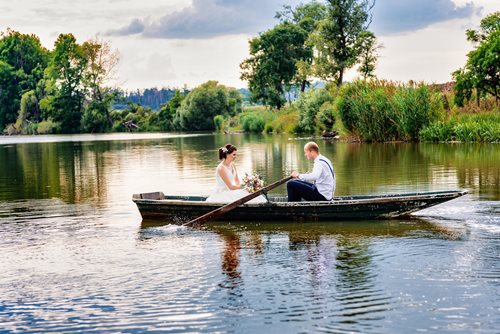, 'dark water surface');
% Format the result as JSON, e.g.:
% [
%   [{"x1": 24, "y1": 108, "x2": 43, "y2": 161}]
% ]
[{"x1": 0, "y1": 133, "x2": 498, "y2": 333}]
